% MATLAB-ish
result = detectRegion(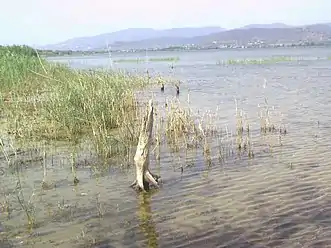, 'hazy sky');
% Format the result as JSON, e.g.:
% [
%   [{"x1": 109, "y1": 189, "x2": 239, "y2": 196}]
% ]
[{"x1": 1, "y1": 0, "x2": 330, "y2": 45}]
